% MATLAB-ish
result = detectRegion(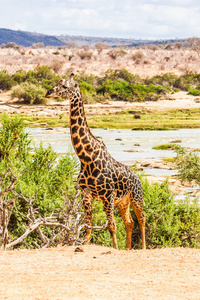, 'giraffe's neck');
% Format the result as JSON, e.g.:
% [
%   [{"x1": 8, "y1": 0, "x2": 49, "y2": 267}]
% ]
[{"x1": 70, "y1": 87, "x2": 100, "y2": 164}]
